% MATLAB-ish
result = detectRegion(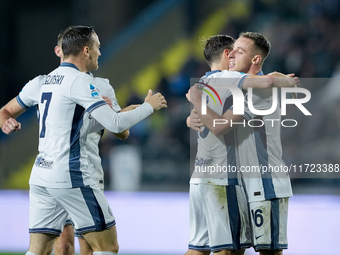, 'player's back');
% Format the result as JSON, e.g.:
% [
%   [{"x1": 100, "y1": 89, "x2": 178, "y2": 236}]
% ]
[
  {"x1": 28, "y1": 62, "x2": 106, "y2": 189},
  {"x1": 192, "y1": 70, "x2": 246, "y2": 186},
  {"x1": 236, "y1": 87, "x2": 293, "y2": 202}
]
